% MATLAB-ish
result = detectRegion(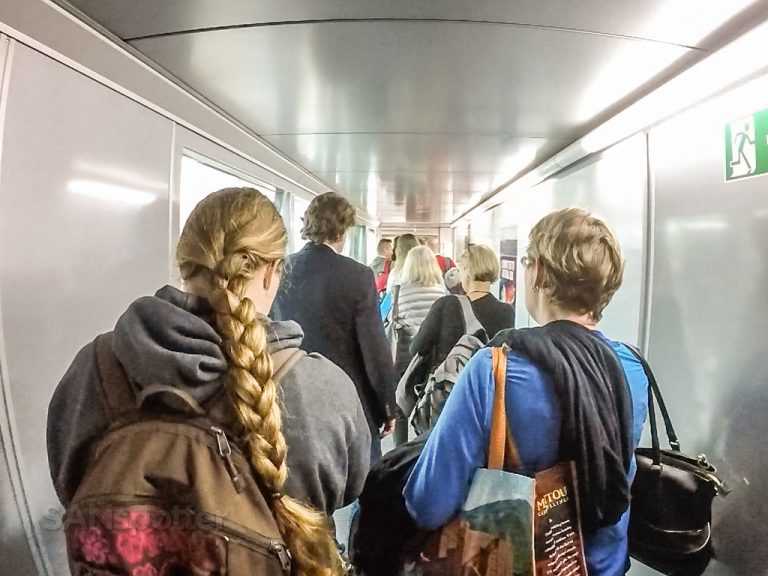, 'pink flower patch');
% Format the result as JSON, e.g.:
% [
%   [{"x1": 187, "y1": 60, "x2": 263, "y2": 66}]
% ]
[
  {"x1": 142, "y1": 531, "x2": 160, "y2": 558},
  {"x1": 154, "y1": 531, "x2": 169, "y2": 552},
  {"x1": 69, "y1": 505, "x2": 228, "y2": 575},
  {"x1": 112, "y1": 509, "x2": 134, "y2": 532},
  {"x1": 131, "y1": 563, "x2": 158, "y2": 576},
  {"x1": 116, "y1": 531, "x2": 145, "y2": 565},
  {"x1": 129, "y1": 509, "x2": 151, "y2": 531},
  {"x1": 77, "y1": 527, "x2": 109, "y2": 565},
  {"x1": 76, "y1": 526, "x2": 103, "y2": 546}
]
